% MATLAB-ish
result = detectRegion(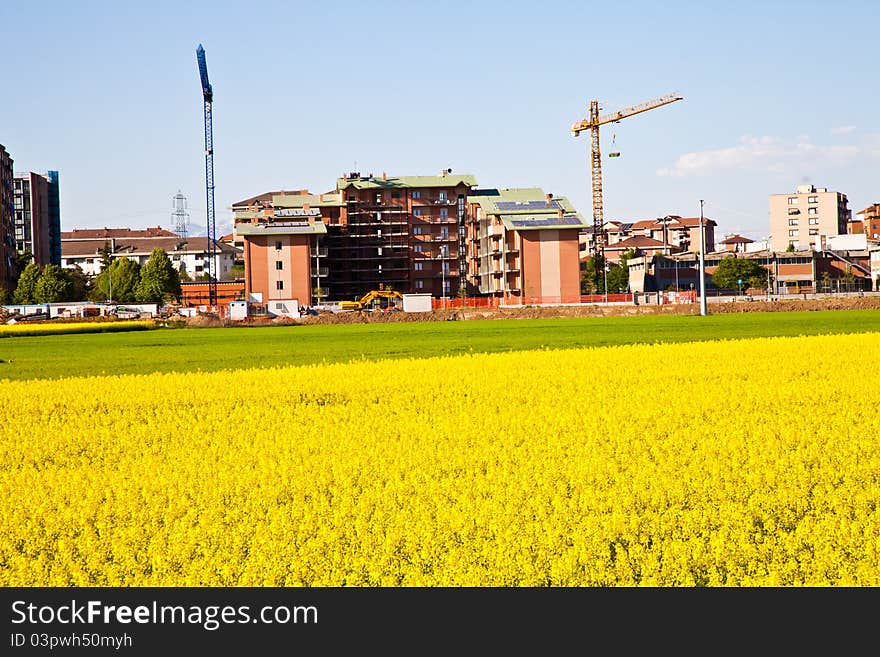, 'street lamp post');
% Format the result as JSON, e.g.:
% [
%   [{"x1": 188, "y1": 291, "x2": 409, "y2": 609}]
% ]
[
  {"x1": 698, "y1": 200, "x2": 707, "y2": 316},
  {"x1": 603, "y1": 262, "x2": 608, "y2": 303}
]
